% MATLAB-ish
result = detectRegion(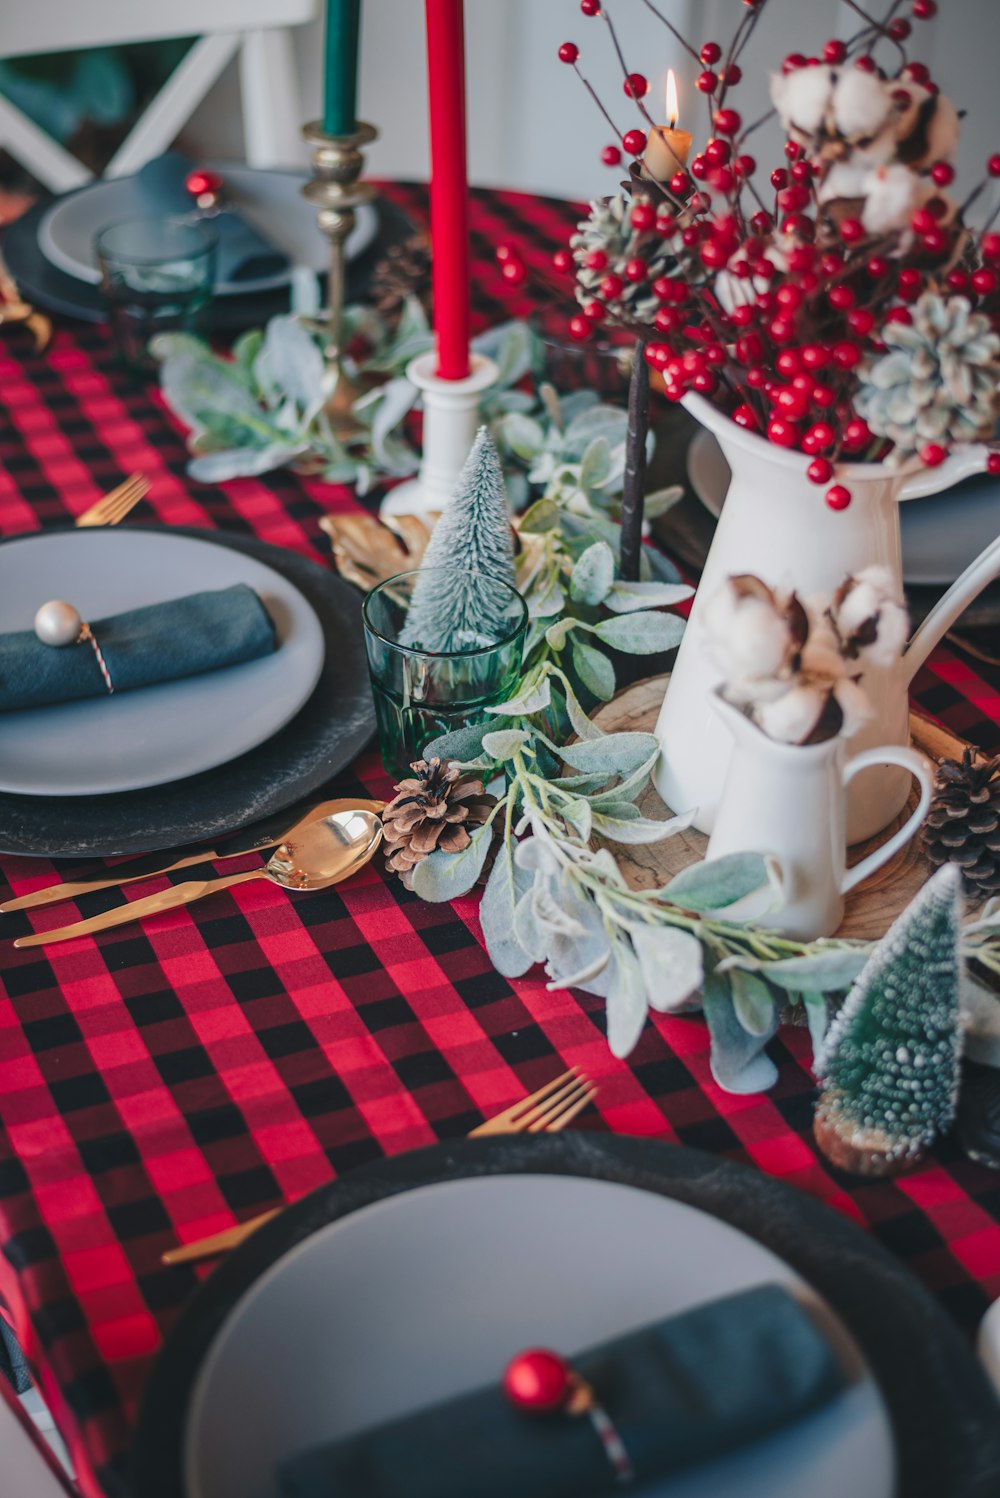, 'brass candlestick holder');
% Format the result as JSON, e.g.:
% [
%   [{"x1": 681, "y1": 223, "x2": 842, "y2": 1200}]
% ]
[{"x1": 301, "y1": 119, "x2": 379, "y2": 440}]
